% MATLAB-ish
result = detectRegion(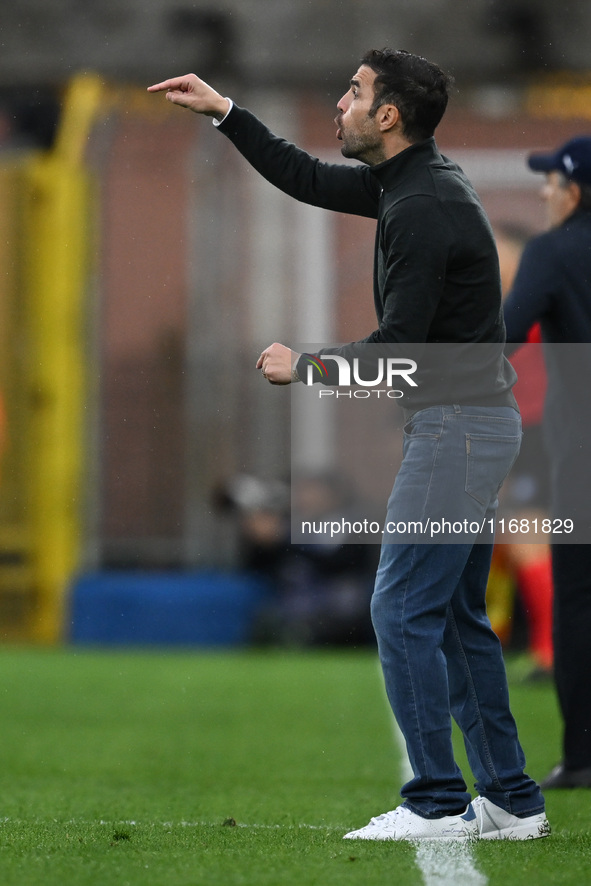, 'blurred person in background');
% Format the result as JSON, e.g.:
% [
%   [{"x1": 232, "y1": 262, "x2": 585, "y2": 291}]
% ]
[
  {"x1": 279, "y1": 470, "x2": 377, "y2": 646},
  {"x1": 149, "y1": 49, "x2": 548, "y2": 841},
  {"x1": 213, "y1": 471, "x2": 376, "y2": 646},
  {"x1": 504, "y1": 137, "x2": 591, "y2": 789},
  {"x1": 489, "y1": 223, "x2": 553, "y2": 678}
]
